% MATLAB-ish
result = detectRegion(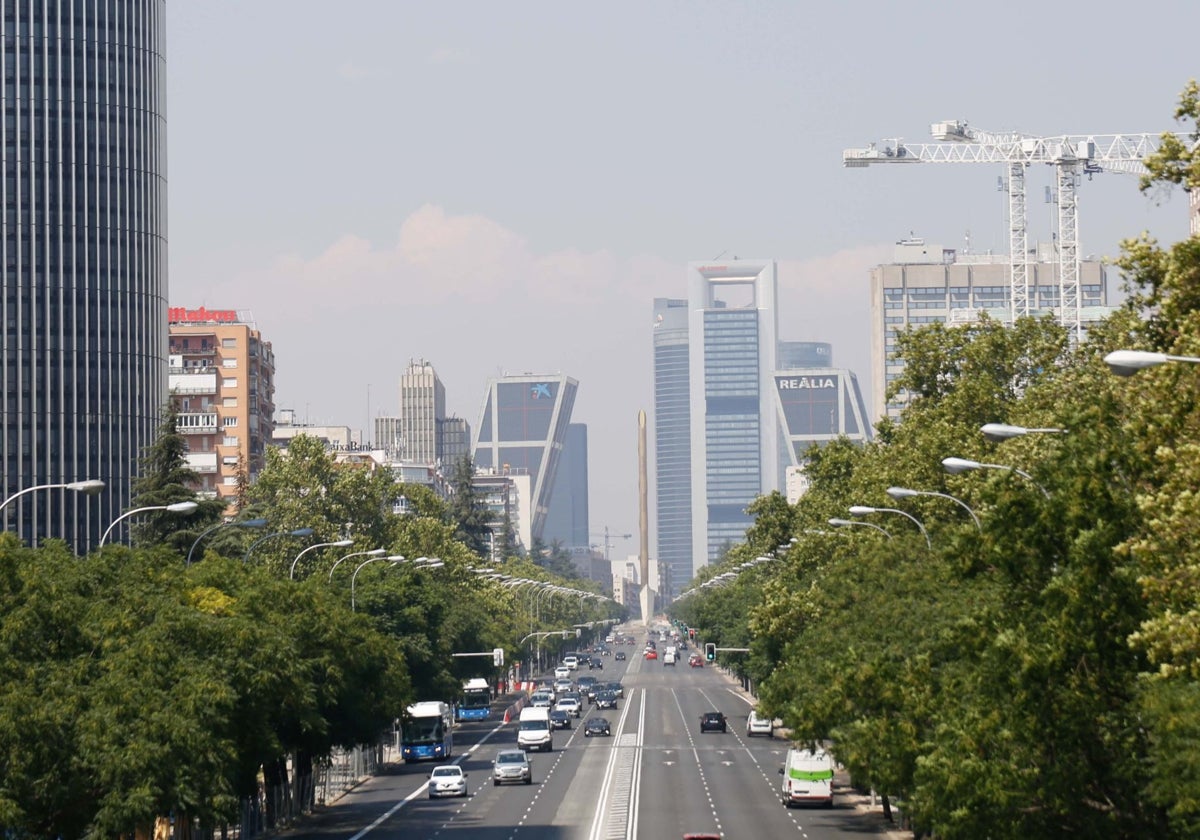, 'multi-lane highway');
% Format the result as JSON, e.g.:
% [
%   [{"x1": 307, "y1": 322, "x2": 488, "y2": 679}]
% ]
[{"x1": 290, "y1": 633, "x2": 899, "y2": 840}]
